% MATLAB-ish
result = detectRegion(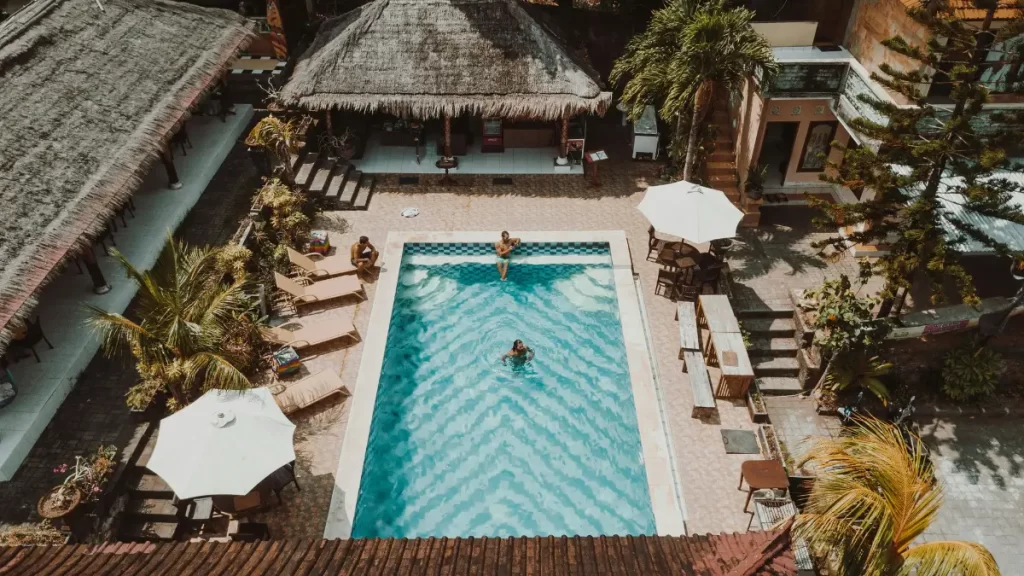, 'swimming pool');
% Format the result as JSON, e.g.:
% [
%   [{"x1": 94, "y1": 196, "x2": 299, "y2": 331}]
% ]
[
  {"x1": 328, "y1": 232, "x2": 684, "y2": 539},
  {"x1": 353, "y1": 242, "x2": 654, "y2": 538}
]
